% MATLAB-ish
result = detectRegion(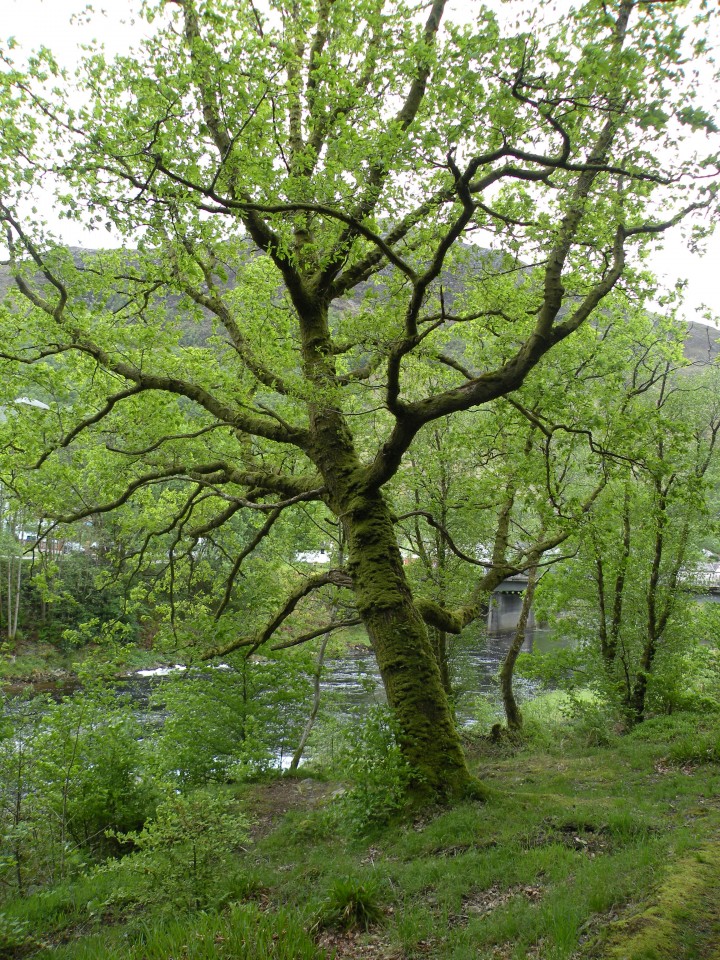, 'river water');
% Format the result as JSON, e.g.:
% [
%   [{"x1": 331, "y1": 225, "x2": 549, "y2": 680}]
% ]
[
  {"x1": 313, "y1": 624, "x2": 553, "y2": 724},
  {"x1": 2, "y1": 623, "x2": 552, "y2": 734}
]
